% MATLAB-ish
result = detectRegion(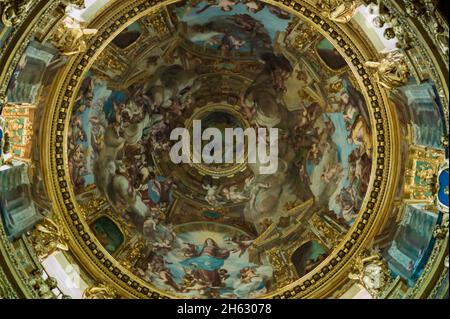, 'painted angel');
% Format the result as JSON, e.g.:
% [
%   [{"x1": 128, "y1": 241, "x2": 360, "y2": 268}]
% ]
[
  {"x1": 196, "y1": 0, "x2": 237, "y2": 13},
  {"x1": 143, "y1": 217, "x2": 158, "y2": 235},
  {"x1": 244, "y1": 176, "x2": 270, "y2": 212},
  {"x1": 225, "y1": 234, "x2": 254, "y2": 257},
  {"x1": 202, "y1": 183, "x2": 223, "y2": 207},
  {"x1": 222, "y1": 185, "x2": 249, "y2": 203},
  {"x1": 242, "y1": 0, "x2": 265, "y2": 13},
  {"x1": 112, "y1": 101, "x2": 125, "y2": 138},
  {"x1": 321, "y1": 163, "x2": 344, "y2": 183}
]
